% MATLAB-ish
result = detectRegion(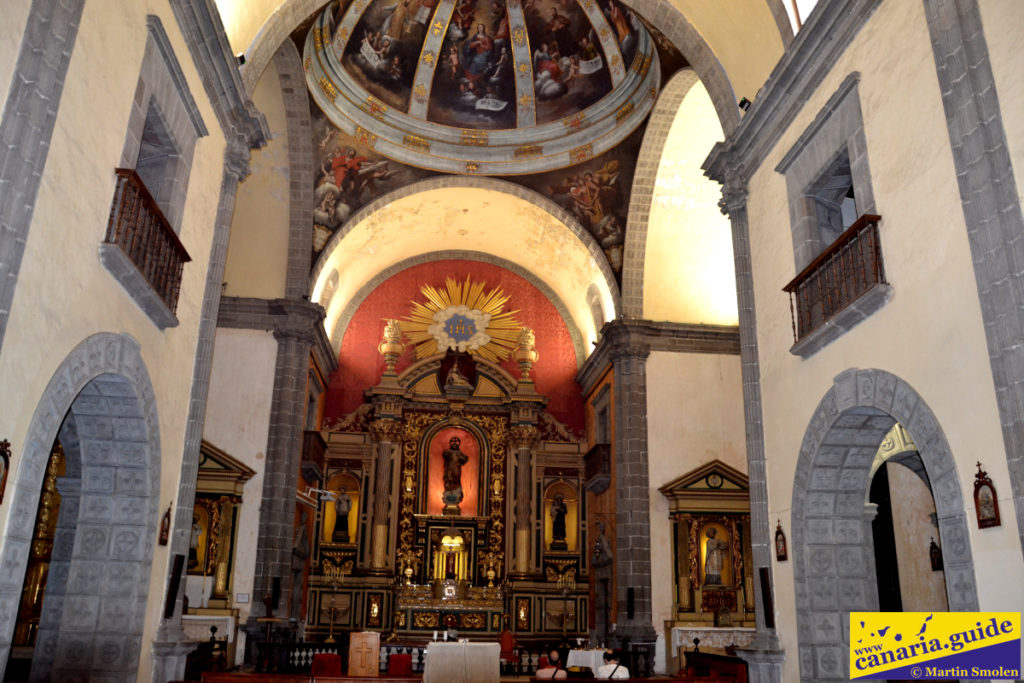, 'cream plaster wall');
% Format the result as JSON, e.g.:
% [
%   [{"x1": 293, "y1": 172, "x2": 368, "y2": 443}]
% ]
[
  {"x1": 223, "y1": 61, "x2": 291, "y2": 300},
  {"x1": 214, "y1": 0, "x2": 284, "y2": 58},
  {"x1": 645, "y1": 350, "x2": 745, "y2": 673},
  {"x1": 887, "y1": 463, "x2": 948, "y2": 613},
  {"x1": 672, "y1": 0, "x2": 784, "y2": 109},
  {"x1": 739, "y1": 2, "x2": 1024, "y2": 679},
  {"x1": 202, "y1": 328, "x2": 278, "y2": 664},
  {"x1": 313, "y1": 186, "x2": 614, "y2": 352},
  {"x1": 0, "y1": 0, "x2": 31, "y2": 119},
  {"x1": 979, "y1": 1, "x2": 1024, "y2": 218},
  {"x1": 0, "y1": 1, "x2": 230, "y2": 678},
  {"x1": 644, "y1": 81, "x2": 737, "y2": 325}
]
